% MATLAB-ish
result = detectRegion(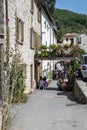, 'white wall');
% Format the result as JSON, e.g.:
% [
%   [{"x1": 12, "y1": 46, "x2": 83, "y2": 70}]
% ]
[
  {"x1": 78, "y1": 34, "x2": 87, "y2": 53},
  {"x1": 42, "y1": 11, "x2": 57, "y2": 46},
  {"x1": 42, "y1": 11, "x2": 51, "y2": 46},
  {"x1": 41, "y1": 10, "x2": 57, "y2": 78}
]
